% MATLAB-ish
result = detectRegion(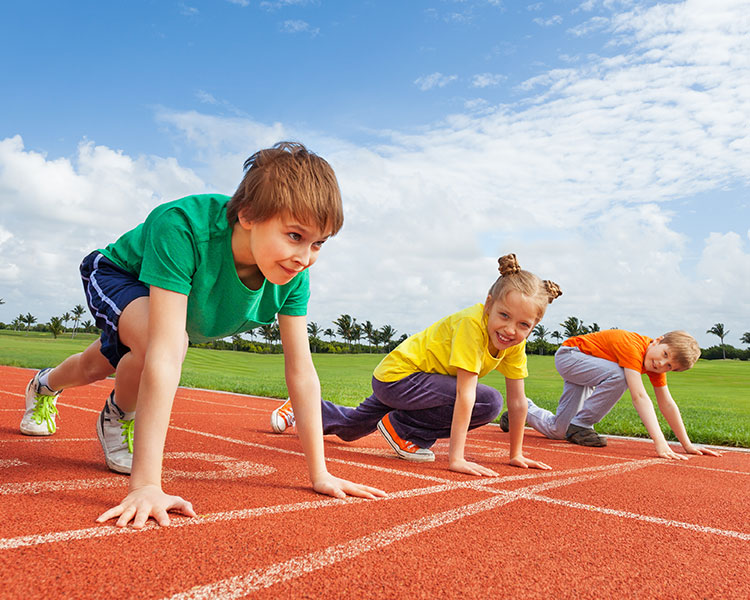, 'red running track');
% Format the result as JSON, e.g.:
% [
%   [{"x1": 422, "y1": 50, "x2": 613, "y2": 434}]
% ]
[{"x1": 1, "y1": 365, "x2": 749, "y2": 599}]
